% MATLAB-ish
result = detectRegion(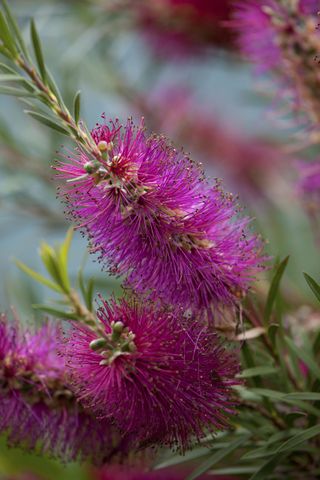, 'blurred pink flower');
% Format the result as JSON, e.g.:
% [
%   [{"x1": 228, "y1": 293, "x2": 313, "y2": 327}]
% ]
[{"x1": 131, "y1": 0, "x2": 235, "y2": 57}]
